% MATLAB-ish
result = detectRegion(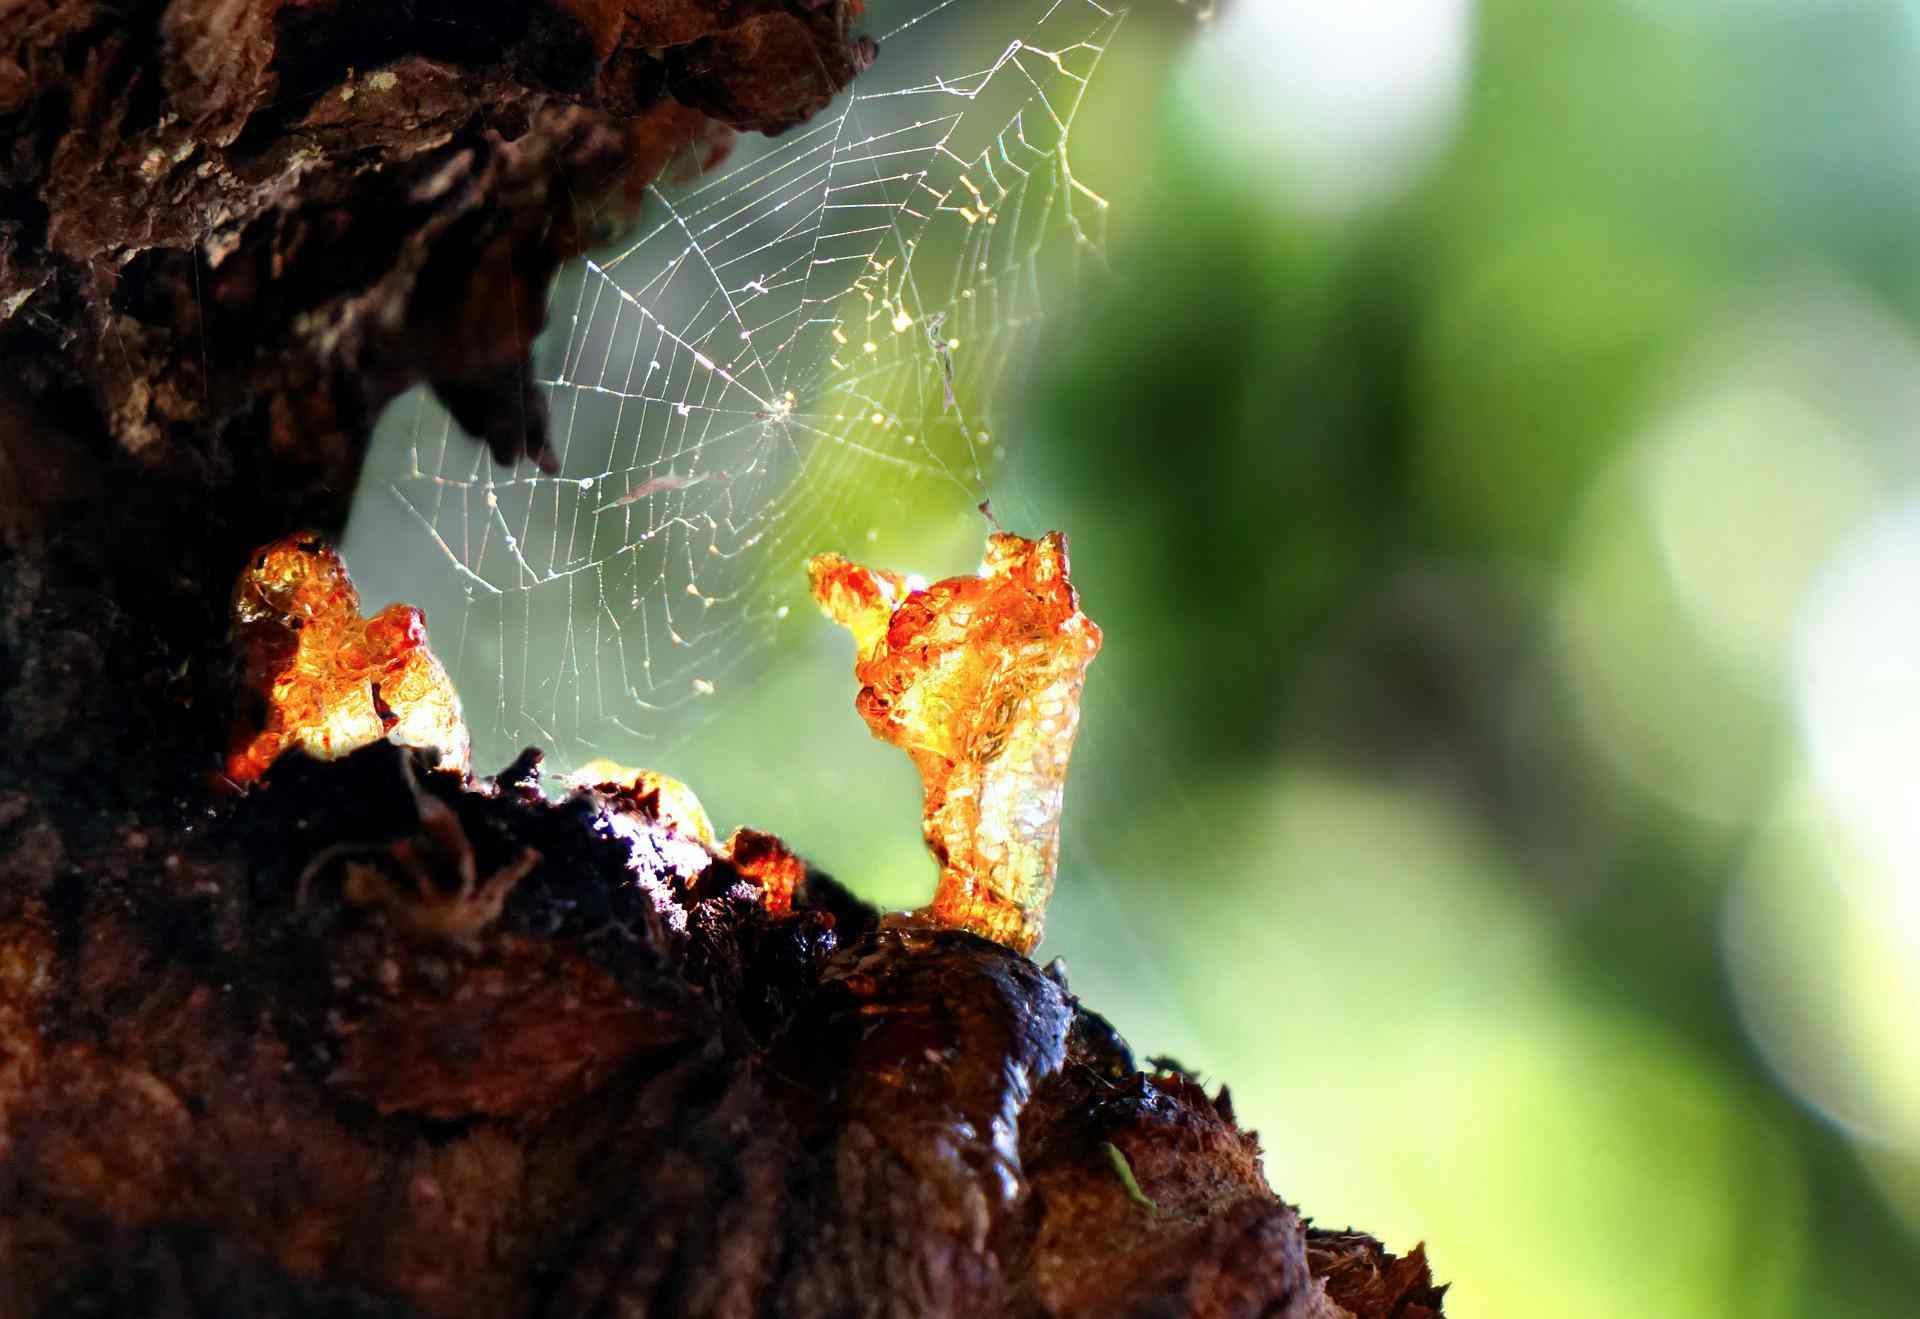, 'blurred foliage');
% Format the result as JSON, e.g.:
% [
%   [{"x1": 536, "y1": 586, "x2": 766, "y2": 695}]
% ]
[{"x1": 999, "y1": 0, "x2": 1920, "y2": 1313}]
